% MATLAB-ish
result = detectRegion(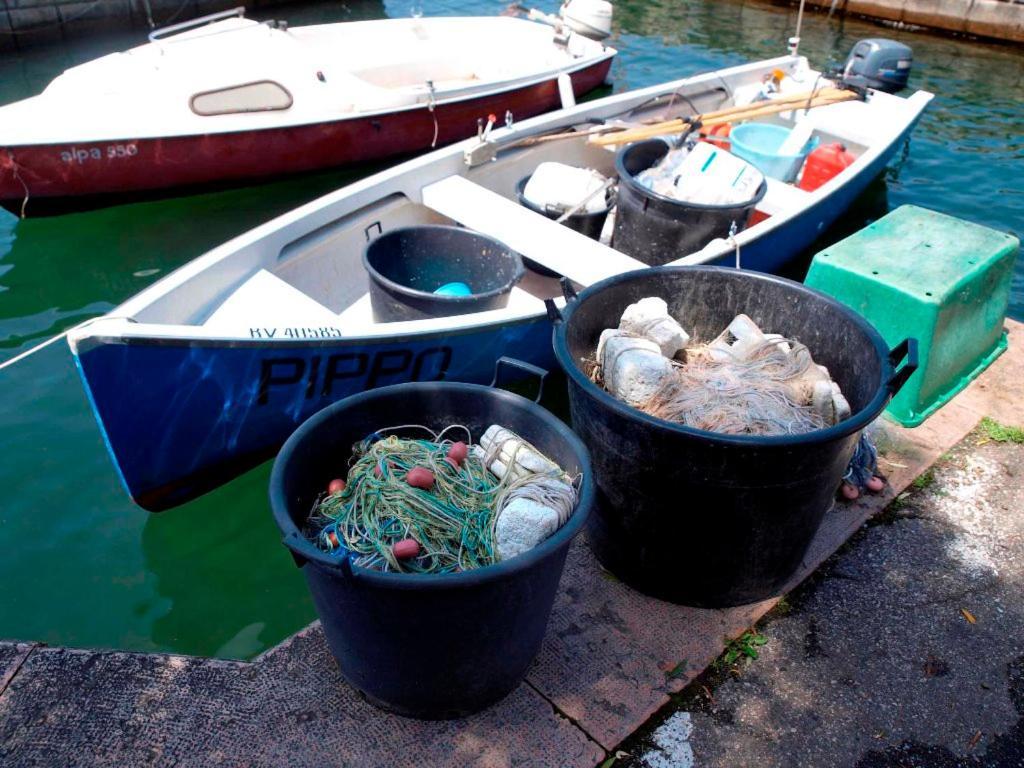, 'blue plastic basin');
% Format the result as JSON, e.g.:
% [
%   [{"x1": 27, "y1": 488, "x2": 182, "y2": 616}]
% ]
[{"x1": 729, "y1": 123, "x2": 819, "y2": 183}]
